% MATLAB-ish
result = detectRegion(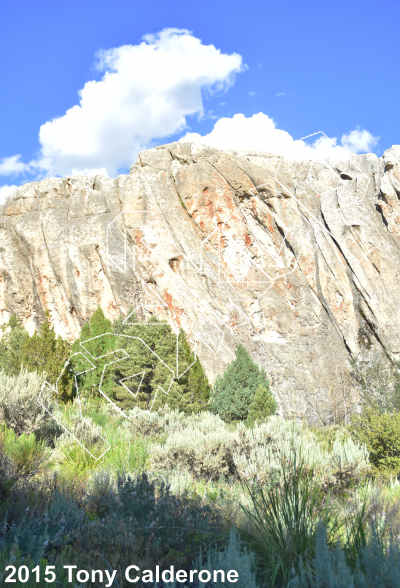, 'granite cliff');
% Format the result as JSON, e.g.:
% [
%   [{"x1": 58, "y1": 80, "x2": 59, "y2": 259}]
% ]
[{"x1": 1, "y1": 142, "x2": 400, "y2": 423}]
